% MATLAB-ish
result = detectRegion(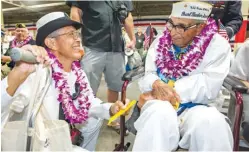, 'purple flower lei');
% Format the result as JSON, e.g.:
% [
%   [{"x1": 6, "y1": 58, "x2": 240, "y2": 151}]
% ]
[
  {"x1": 47, "y1": 49, "x2": 94, "y2": 124},
  {"x1": 11, "y1": 35, "x2": 32, "y2": 48},
  {"x1": 156, "y1": 18, "x2": 218, "y2": 80}
]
